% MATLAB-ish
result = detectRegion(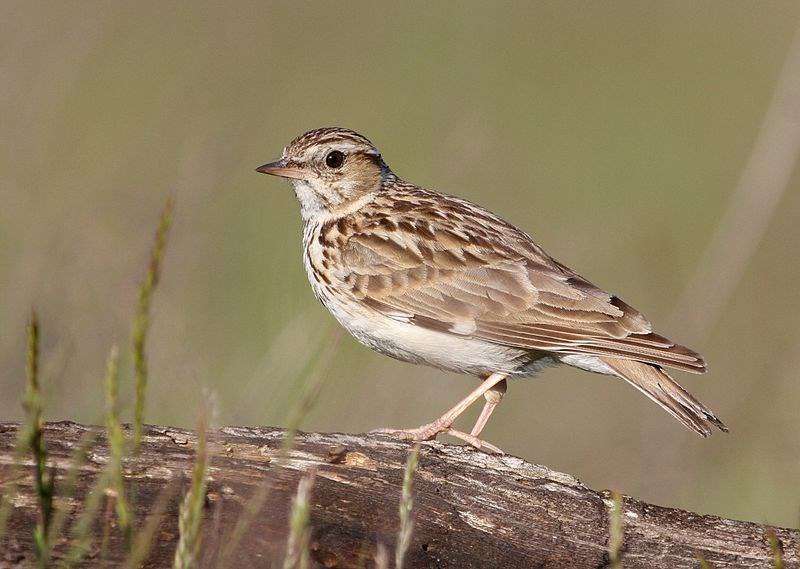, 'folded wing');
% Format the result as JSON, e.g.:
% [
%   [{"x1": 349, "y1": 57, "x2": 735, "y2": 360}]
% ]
[{"x1": 339, "y1": 191, "x2": 706, "y2": 375}]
